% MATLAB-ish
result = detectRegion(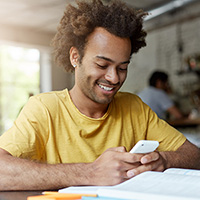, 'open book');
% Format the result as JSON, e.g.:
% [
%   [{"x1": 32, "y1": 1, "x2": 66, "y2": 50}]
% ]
[{"x1": 59, "y1": 168, "x2": 200, "y2": 200}]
